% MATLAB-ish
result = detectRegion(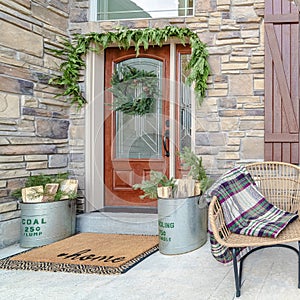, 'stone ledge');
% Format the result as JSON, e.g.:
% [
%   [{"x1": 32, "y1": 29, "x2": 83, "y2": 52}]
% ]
[{"x1": 0, "y1": 218, "x2": 20, "y2": 248}]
